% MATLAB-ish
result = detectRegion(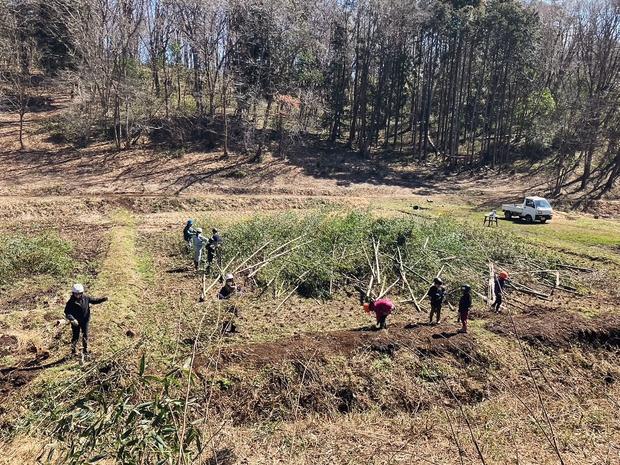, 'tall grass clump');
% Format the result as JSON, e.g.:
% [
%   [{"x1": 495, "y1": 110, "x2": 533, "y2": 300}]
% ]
[
  {"x1": 27, "y1": 356, "x2": 205, "y2": 464},
  {"x1": 0, "y1": 233, "x2": 73, "y2": 287},
  {"x1": 210, "y1": 209, "x2": 561, "y2": 299}
]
